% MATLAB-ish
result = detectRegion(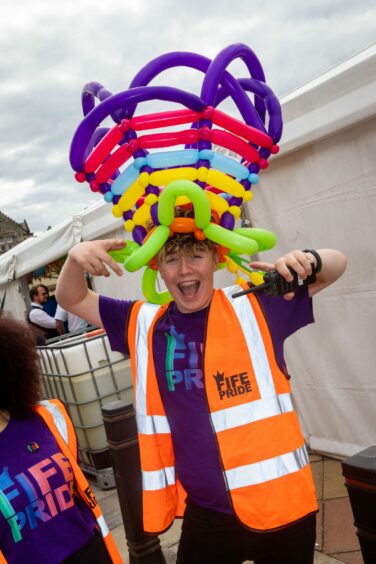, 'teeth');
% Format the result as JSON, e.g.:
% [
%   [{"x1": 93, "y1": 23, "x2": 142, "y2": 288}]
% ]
[{"x1": 179, "y1": 281, "x2": 198, "y2": 287}]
